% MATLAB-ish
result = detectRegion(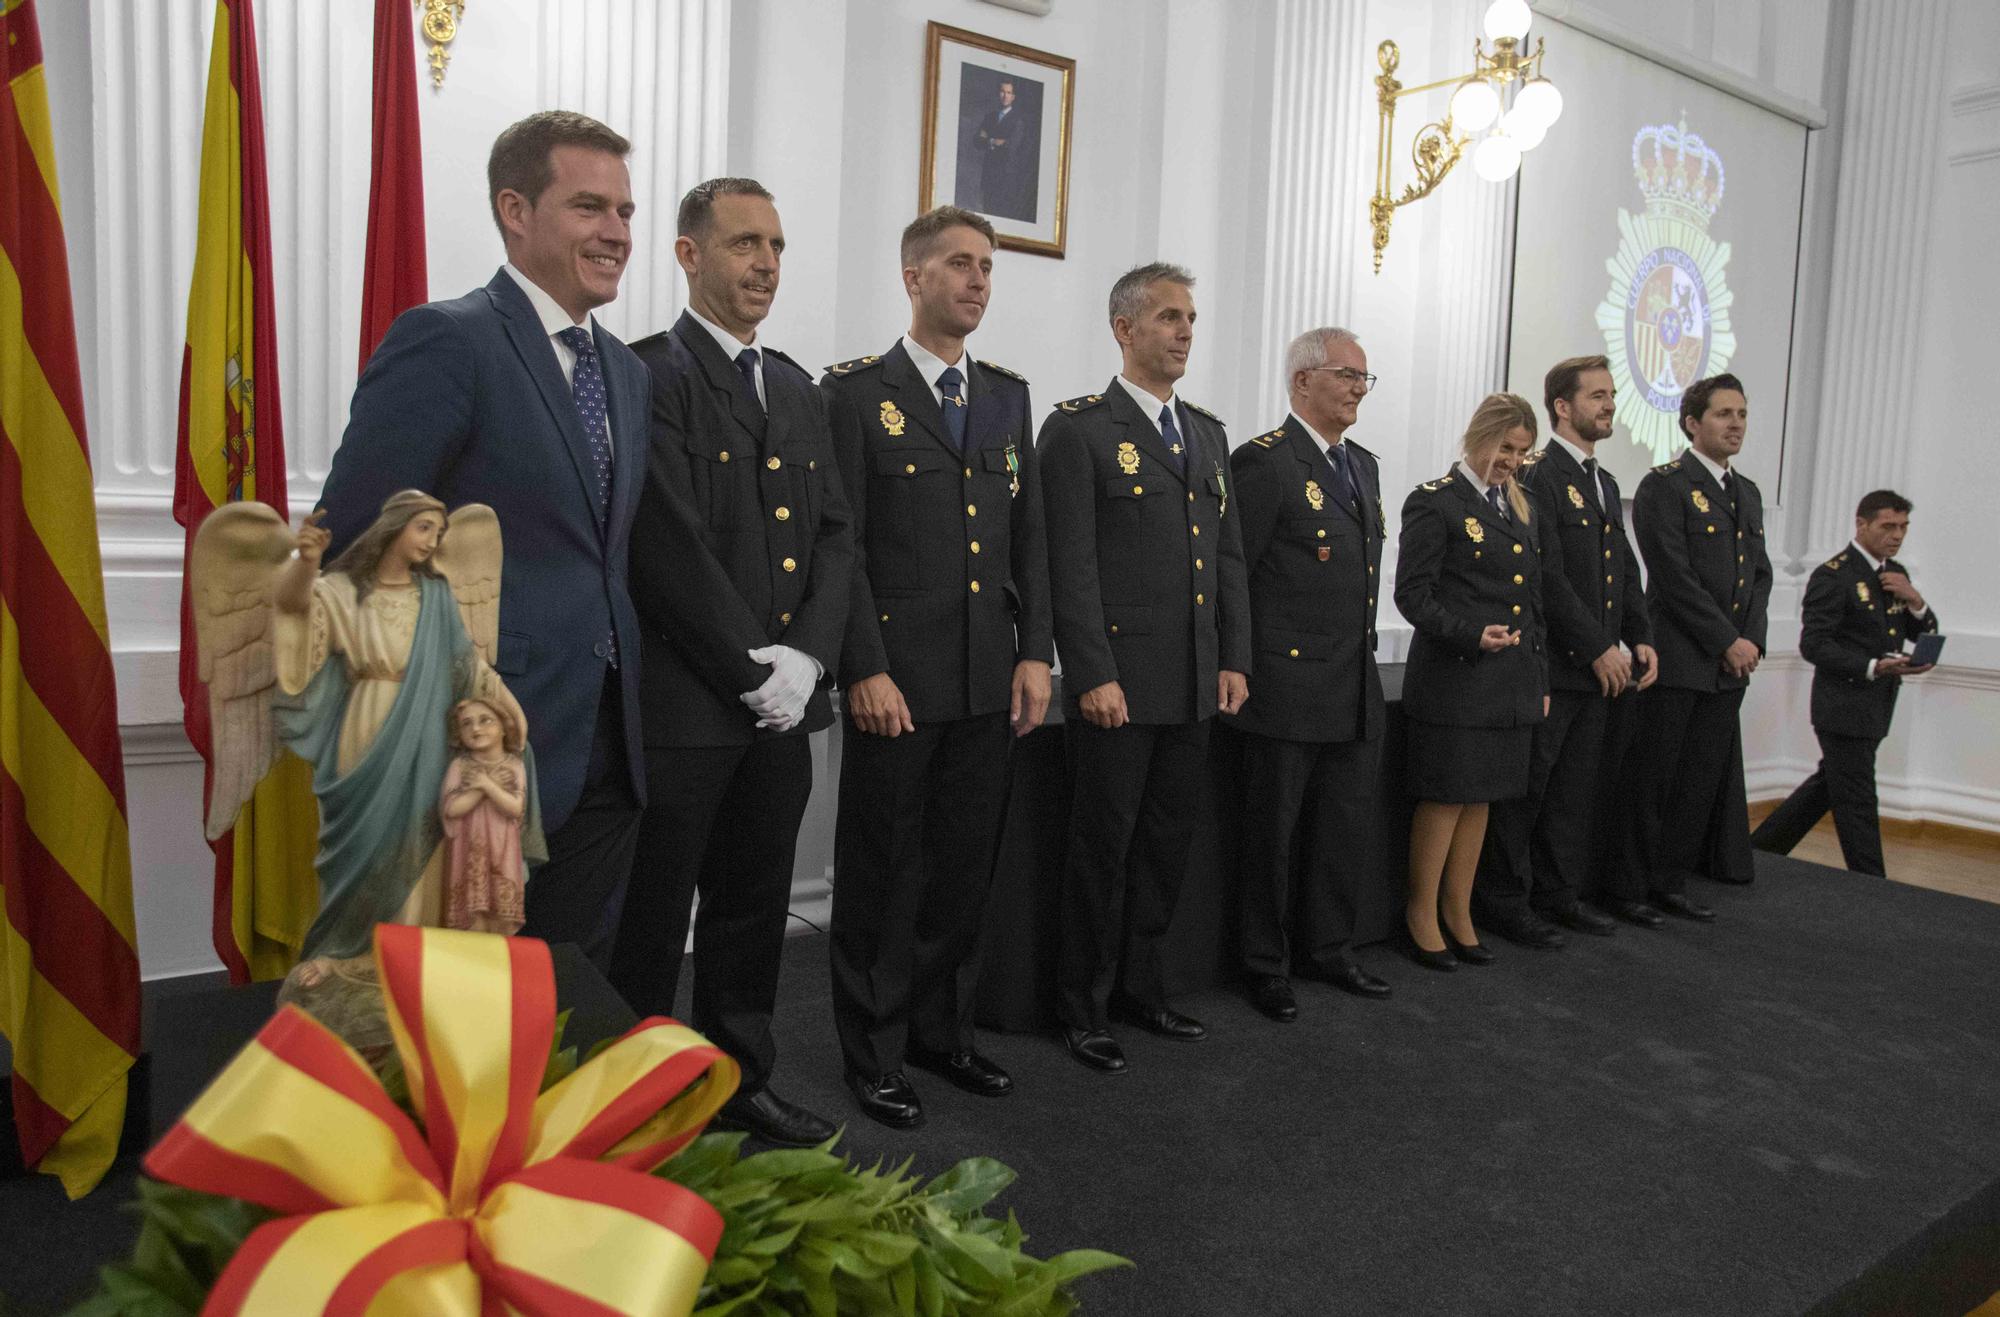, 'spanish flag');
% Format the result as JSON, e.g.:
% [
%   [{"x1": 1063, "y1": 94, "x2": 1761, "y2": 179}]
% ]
[
  {"x1": 0, "y1": 0, "x2": 141, "y2": 1197},
  {"x1": 173, "y1": 0, "x2": 319, "y2": 986}
]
